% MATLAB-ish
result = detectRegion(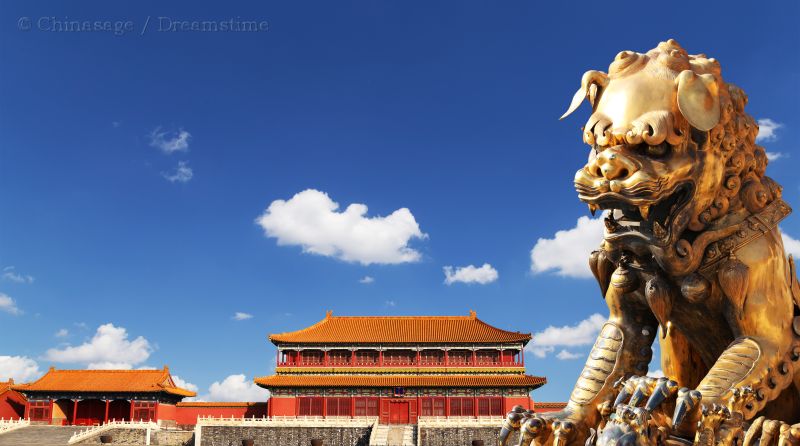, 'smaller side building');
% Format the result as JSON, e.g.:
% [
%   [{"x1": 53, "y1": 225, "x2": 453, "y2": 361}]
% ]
[
  {"x1": 0, "y1": 379, "x2": 26, "y2": 420},
  {"x1": 14, "y1": 366, "x2": 196, "y2": 426}
]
